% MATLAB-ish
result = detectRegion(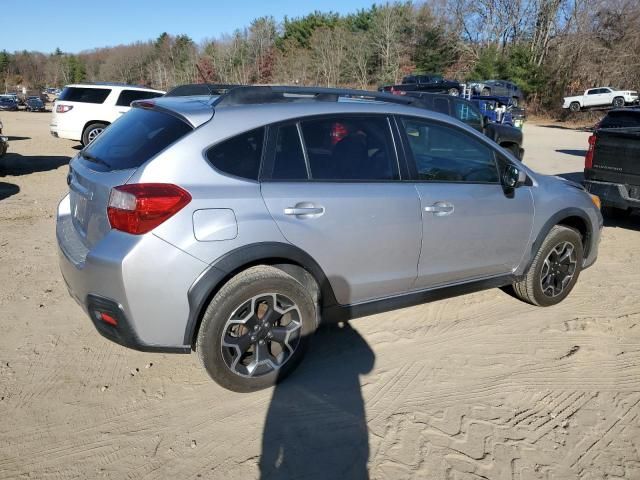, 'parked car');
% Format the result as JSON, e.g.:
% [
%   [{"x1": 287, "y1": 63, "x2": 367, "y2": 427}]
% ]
[
  {"x1": 379, "y1": 74, "x2": 462, "y2": 96},
  {"x1": 25, "y1": 96, "x2": 46, "y2": 112},
  {"x1": 56, "y1": 86, "x2": 602, "y2": 392},
  {"x1": 0, "y1": 97, "x2": 19, "y2": 111},
  {"x1": 583, "y1": 108, "x2": 640, "y2": 216},
  {"x1": 469, "y1": 80, "x2": 524, "y2": 105},
  {"x1": 402, "y1": 92, "x2": 524, "y2": 159},
  {"x1": 563, "y1": 87, "x2": 639, "y2": 112},
  {"x1": 50, "y1": 83, "x2": 165, "y2": 145}
]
